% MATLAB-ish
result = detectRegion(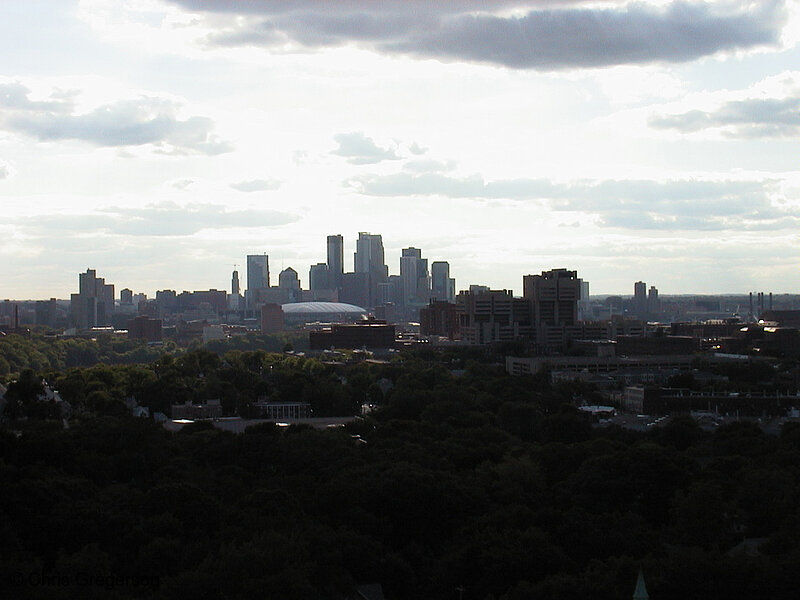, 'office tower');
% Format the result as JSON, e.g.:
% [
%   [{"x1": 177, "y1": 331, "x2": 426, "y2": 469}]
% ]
[
  {"x1": 246, "y1": 254, "x2": 270, "y2": 310},
  {"x1": 523, "y1": 268, "x2": 580, "y2": 327},
  {"x1": 278, "y1": 267, "x2": 301, "y2": 303},
  {"x1": 231, "y1": 270, "x2": 240, "y2": 295},
  {"x1": 35, "y1": 298, "x2": 58, "y2": 328},
  {"x1": 246, "y1": 254, "x2": 270, "y2": 291},
  {"x1": 279, "y1": 267, "x2": 300, "y2": 290},
  {"x1": 353, "y1": 232, "x2": 388, "y2": 307},
  {"x1": 120, "y1": 288, "x2": 133, "y2": 305},
  {"x1": 354, "y1": 232, "x2": 387, "y2": 276},
  {"x1": 309, "y1": 263, "x2": 331, "y2": 291},
  {"x1": 327, "y1": 234, "x2": 344, "y2": 289},
  {"x1": 260, "y1": 303, "x2": 284, "y2": 334},
  {"x1": 399, "y1": 247, "x2": 430, "y2": 306},
  {"x1": 647, "y1": 285, "x2": 660, "y2": 316},
  {"x1": 458, "y1": 289, "x2": 532, "y2": 344},
  {"x1": 71, "y1": 268, "x2": 115, "y2": 329},
  {"x1": 523, "y1": 268, "x2": 581, "y2": 350},
  {"x1": 578, "y1": 279, "x2": 590, "y2": 320},
  {"x1": 634, "y1": 281, "x2": 647, "y2": 318},
  {"x1": 340, "y1": 272, "x2": 370, "y2": 308},
  {"x1": 431, "y1": 261, "x2": 455, "y2": 302}
]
